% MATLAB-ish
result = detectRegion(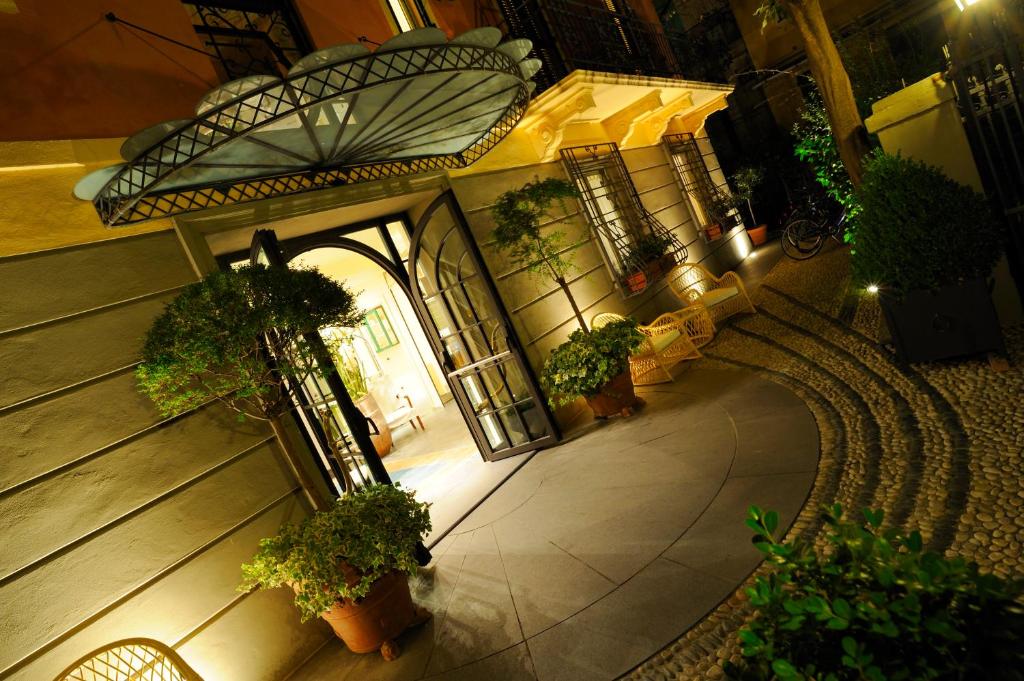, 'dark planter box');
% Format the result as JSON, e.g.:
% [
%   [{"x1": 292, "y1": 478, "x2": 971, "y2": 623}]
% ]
[{"x1": 879, "y1": 278, "x2": 1005, "y2": 363}]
